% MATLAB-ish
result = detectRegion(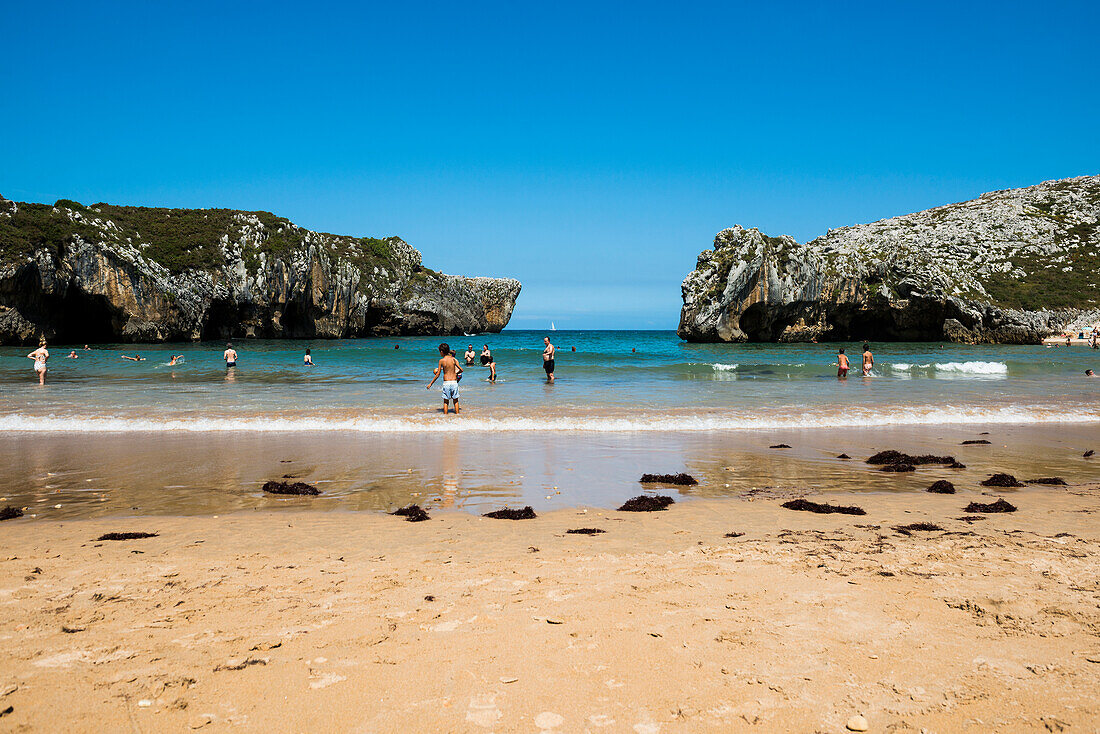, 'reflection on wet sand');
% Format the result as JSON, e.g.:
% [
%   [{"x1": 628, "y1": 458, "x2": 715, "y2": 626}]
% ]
[{"x1": 0, "y1": 423, "x2": 1097, "y2": 519}]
